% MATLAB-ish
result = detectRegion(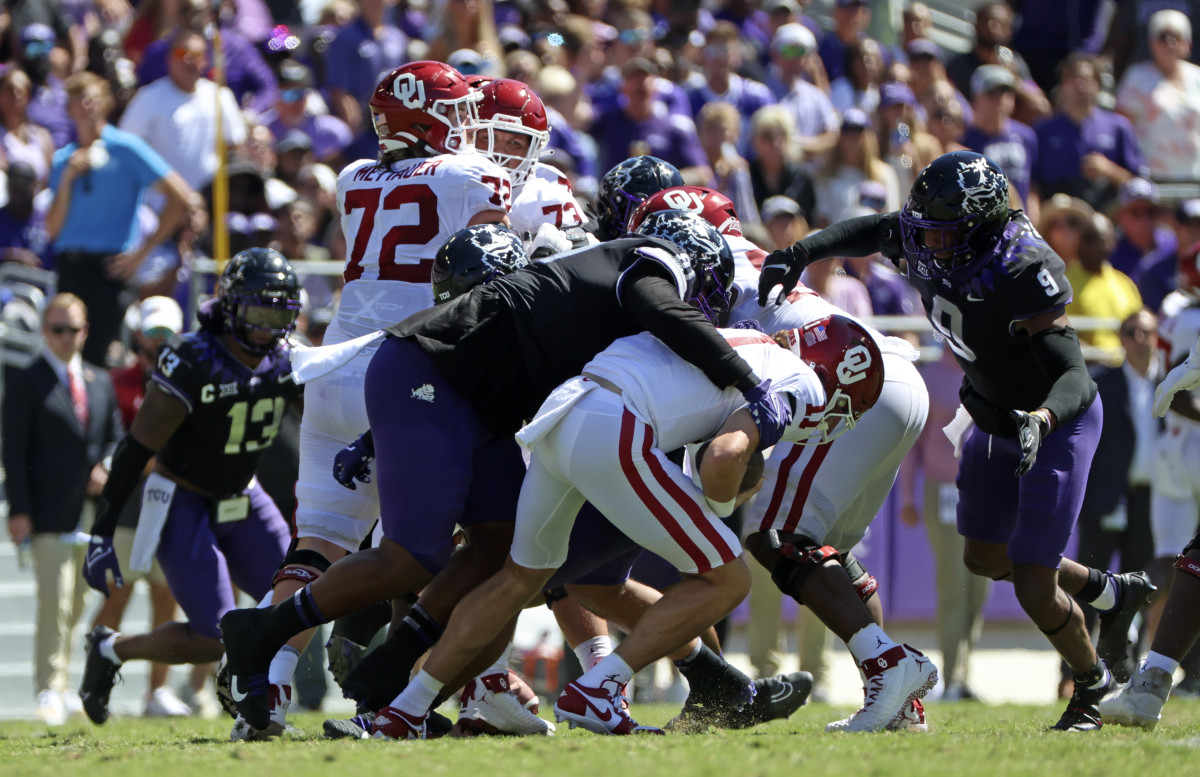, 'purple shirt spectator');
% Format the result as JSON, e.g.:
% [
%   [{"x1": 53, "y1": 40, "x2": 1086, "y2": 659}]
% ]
[
  {"x1": 592, "y1": 101, "x2": 707, "y2": 177},
  {"x1": 1115, "y1": 225, "x2": 1176, "y2": 279},
  {"x1": 323, "y1": 17, "x2": 408, "y2": 161},
  {"x1": 26, "y1": 75, "x2": 72, "y2": 148},
  {"x1": 258, "y1": 109, "x2": 353, "y2": 164},
  {"x1": 1033, "y1": 109, "x2": 1145, "y2": 211},
  {"x1": 138, "y1": 29, "x2": 279, "y2": 117},
  {"x1": 544, "y1": 104, "x2": 597, "y2": 182},
  {"x1": 1133, "y1": 246, "x2": 1178, "y2": 313},
  {"x1": 963, "y1": 119, "x2": 1038, "y2": 206}
]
